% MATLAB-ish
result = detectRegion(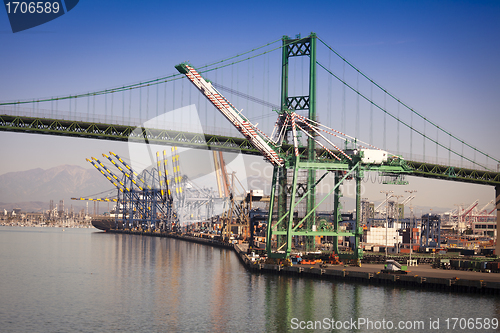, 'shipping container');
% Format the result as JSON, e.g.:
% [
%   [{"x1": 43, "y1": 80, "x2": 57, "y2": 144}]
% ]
[{"x1": 460, "y1": 249, "x2": 475, "y2": 256}]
